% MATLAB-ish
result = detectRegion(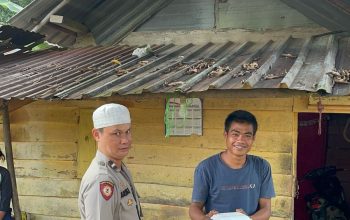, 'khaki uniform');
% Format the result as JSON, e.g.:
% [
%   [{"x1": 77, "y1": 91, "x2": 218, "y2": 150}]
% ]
[{"x1": 79, "y1": 151, "x2": 142, "y2": 220}]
